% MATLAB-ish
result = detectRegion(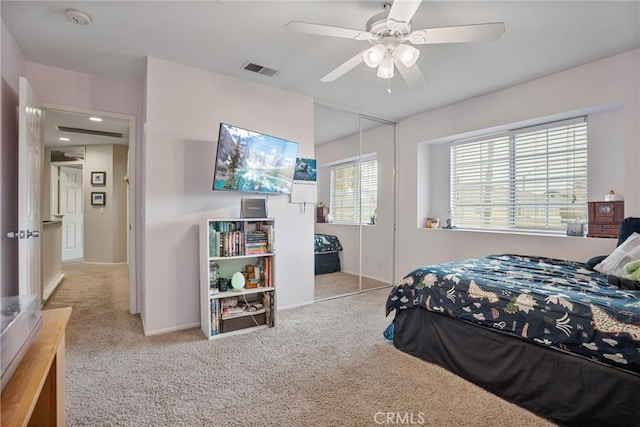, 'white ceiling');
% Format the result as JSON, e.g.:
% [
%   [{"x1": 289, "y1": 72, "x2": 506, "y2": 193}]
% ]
[
  {"x1": 3, "y1": 1, "x2": 639, "y2": 144},
  {"x1": 44, "y1": 109, "x2": 129, "y2": 148}
]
